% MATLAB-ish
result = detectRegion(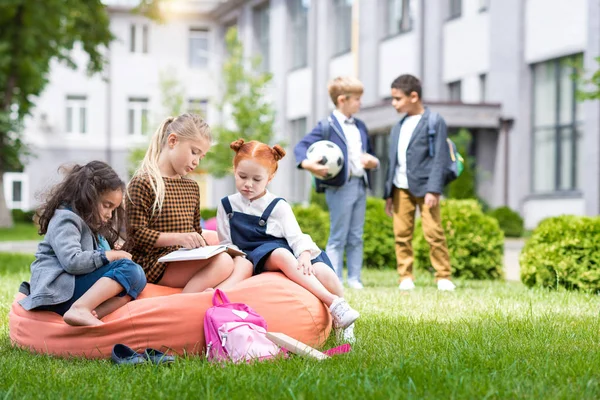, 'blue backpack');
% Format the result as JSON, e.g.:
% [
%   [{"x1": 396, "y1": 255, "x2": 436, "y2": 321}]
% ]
[{"x1": 427, "y1": 112, "x2": 464, "y2": 184}]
